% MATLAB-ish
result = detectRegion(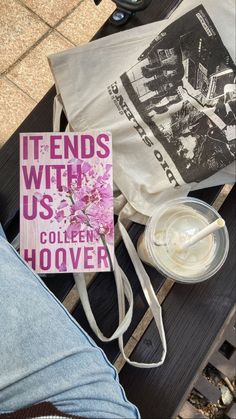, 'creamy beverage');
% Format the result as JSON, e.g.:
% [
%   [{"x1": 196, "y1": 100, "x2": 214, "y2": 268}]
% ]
[{"x1": 137, "y1": 198, "x2": 229, "y2": 283}]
